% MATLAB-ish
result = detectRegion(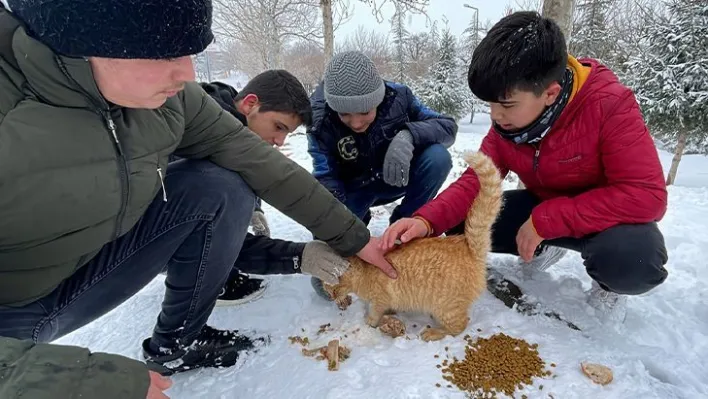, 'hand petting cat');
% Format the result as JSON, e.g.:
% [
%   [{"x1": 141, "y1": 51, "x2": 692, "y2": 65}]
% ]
[
  {"x1": 380, "y1": 217, "x2": 429, "y2": 250},
  {"x1": 358, "y1": 236, "x2": 398, "y2": 279}
]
